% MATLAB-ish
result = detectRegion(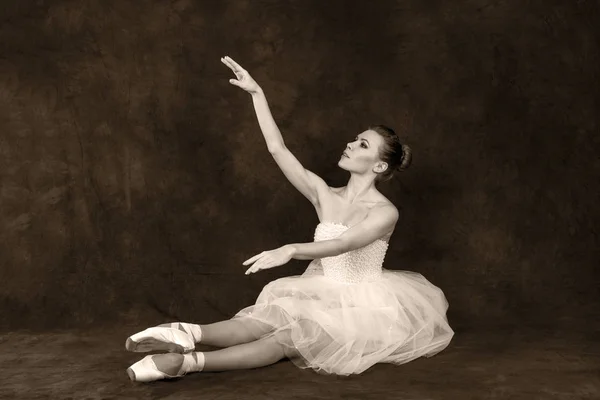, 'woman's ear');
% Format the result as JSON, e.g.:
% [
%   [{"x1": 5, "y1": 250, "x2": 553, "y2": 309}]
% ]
[{"x1": 374, "y1": 162, "x2": 388, "y2": 173}]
